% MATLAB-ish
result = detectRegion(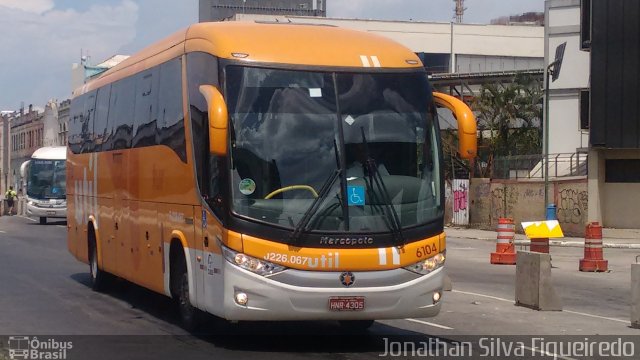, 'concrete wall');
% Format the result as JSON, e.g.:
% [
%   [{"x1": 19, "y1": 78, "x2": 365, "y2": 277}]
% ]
[
  {"x1": 469, "y1": 177, "x2": 587, "y2": 236},
  {"x1": 590, "y1": 149, "x2": 640, "y2": 229},
  {"x1": 468, "y1": 178, "x2": 492, "y2": 230},
  {"x1": 553, "y1": 179, "x2": 588, "y2": 235}
]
